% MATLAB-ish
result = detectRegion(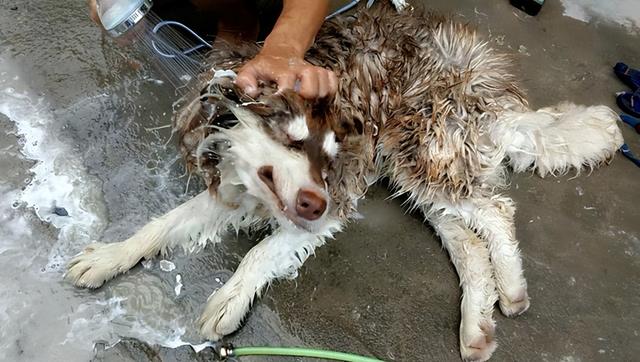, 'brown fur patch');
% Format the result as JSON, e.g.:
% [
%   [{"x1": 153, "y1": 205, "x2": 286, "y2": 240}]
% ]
[{"x1": 173, "y1": 3, "x2": 527, "y2": 219}]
